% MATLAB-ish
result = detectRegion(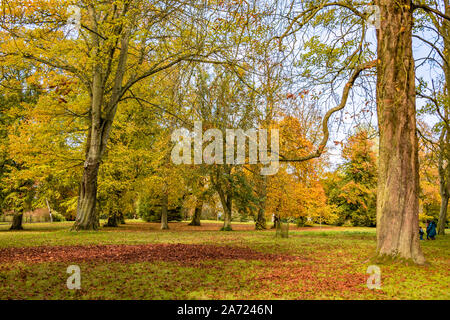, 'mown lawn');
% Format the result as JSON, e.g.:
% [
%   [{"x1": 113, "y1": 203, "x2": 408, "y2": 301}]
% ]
[{"x1": 0, "y1": 220, "x2": 448, "y2": 300}]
